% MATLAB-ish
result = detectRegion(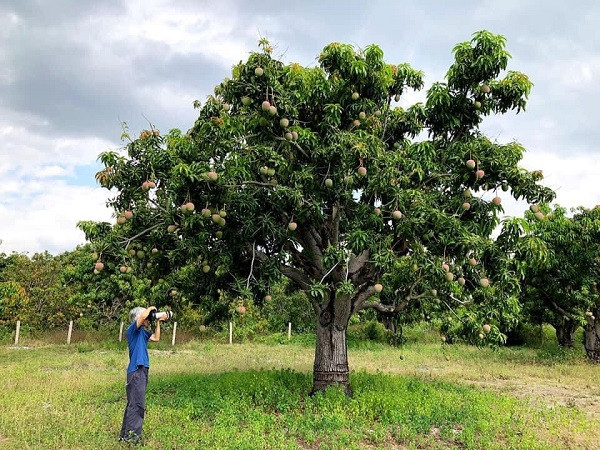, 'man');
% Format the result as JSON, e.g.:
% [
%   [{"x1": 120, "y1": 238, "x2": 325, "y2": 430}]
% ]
[{"x1": 119, "y1": 306, "x2": 166, "y2": 443}]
